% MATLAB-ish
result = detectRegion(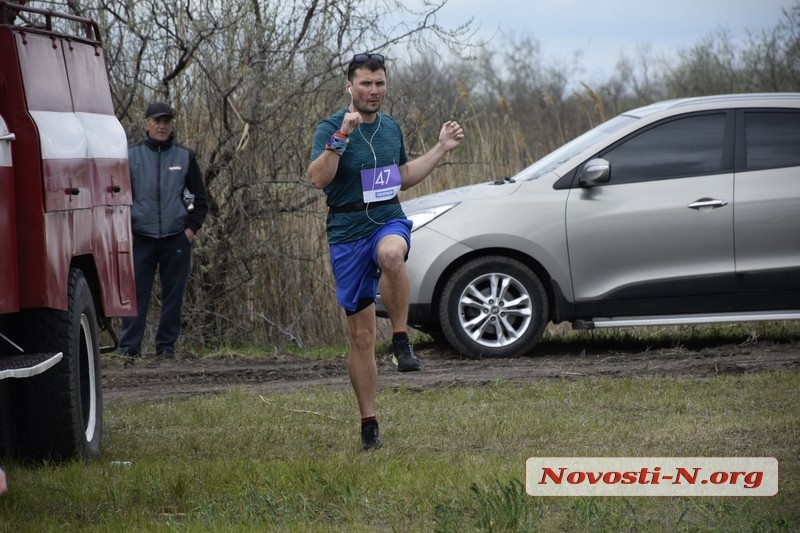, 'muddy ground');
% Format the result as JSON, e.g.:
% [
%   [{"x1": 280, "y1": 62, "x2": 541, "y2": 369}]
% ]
[{"x1": 101, "y1": 335, "x2": 800, "y2": 404}]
